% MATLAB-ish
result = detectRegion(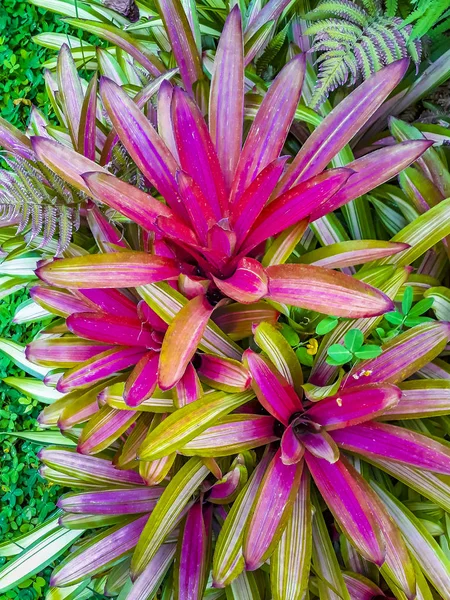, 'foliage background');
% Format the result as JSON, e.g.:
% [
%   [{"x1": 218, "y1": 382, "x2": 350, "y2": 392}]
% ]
[{"x1": 0, "y1": 4, "x2": 65, "y2": 598}]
